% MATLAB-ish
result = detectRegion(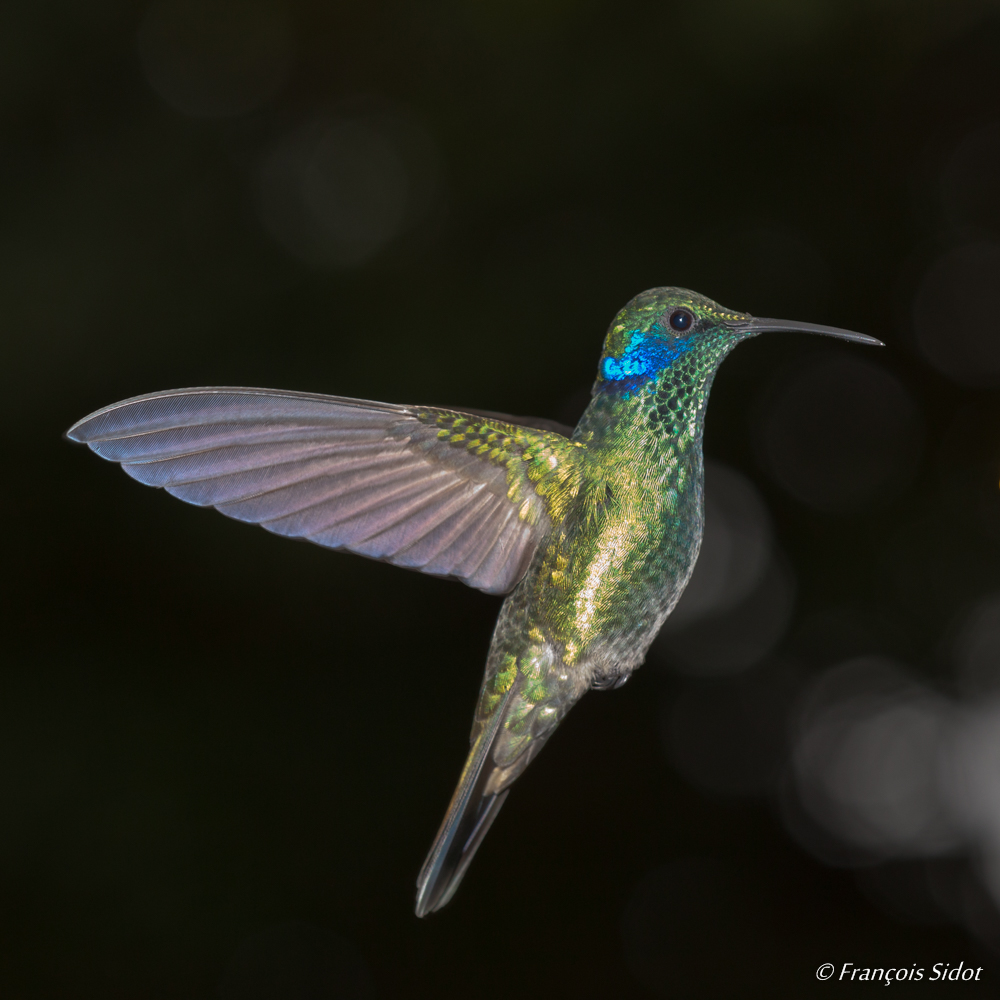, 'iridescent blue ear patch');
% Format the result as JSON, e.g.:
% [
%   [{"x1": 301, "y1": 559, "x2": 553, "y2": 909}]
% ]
[{"x1": 600, "y1": 330, "x2": 691, "y2": 389}]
